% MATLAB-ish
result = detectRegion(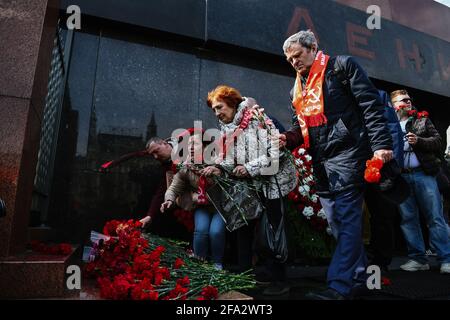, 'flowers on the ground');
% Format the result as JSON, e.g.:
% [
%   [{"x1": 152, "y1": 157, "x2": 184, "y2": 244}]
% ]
[
  {"x1": 199, "y1": 285, "x2": 219, "y2": 300},
  {"x1": 381, "y1": 276, "x2": 392, "y2": 286},
  {"x1": 173, "y1": 258, "x2": 185, "y2": 269},
  {"x1": 30, "y1": 240, "x2": 72, "y2": 255},
  {"x1": 85, "y1": 219, "x2": 255, "y2": 300}
]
